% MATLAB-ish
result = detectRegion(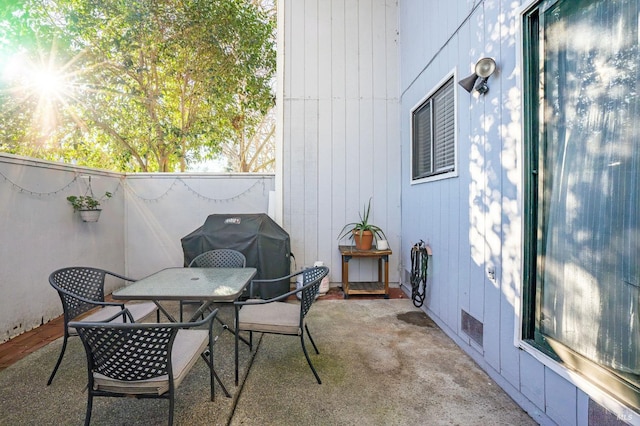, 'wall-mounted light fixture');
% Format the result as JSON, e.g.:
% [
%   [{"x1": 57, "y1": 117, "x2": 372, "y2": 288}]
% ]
[{"x1": 458, "y1": 57, "x2": 497, "y2": 95}]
